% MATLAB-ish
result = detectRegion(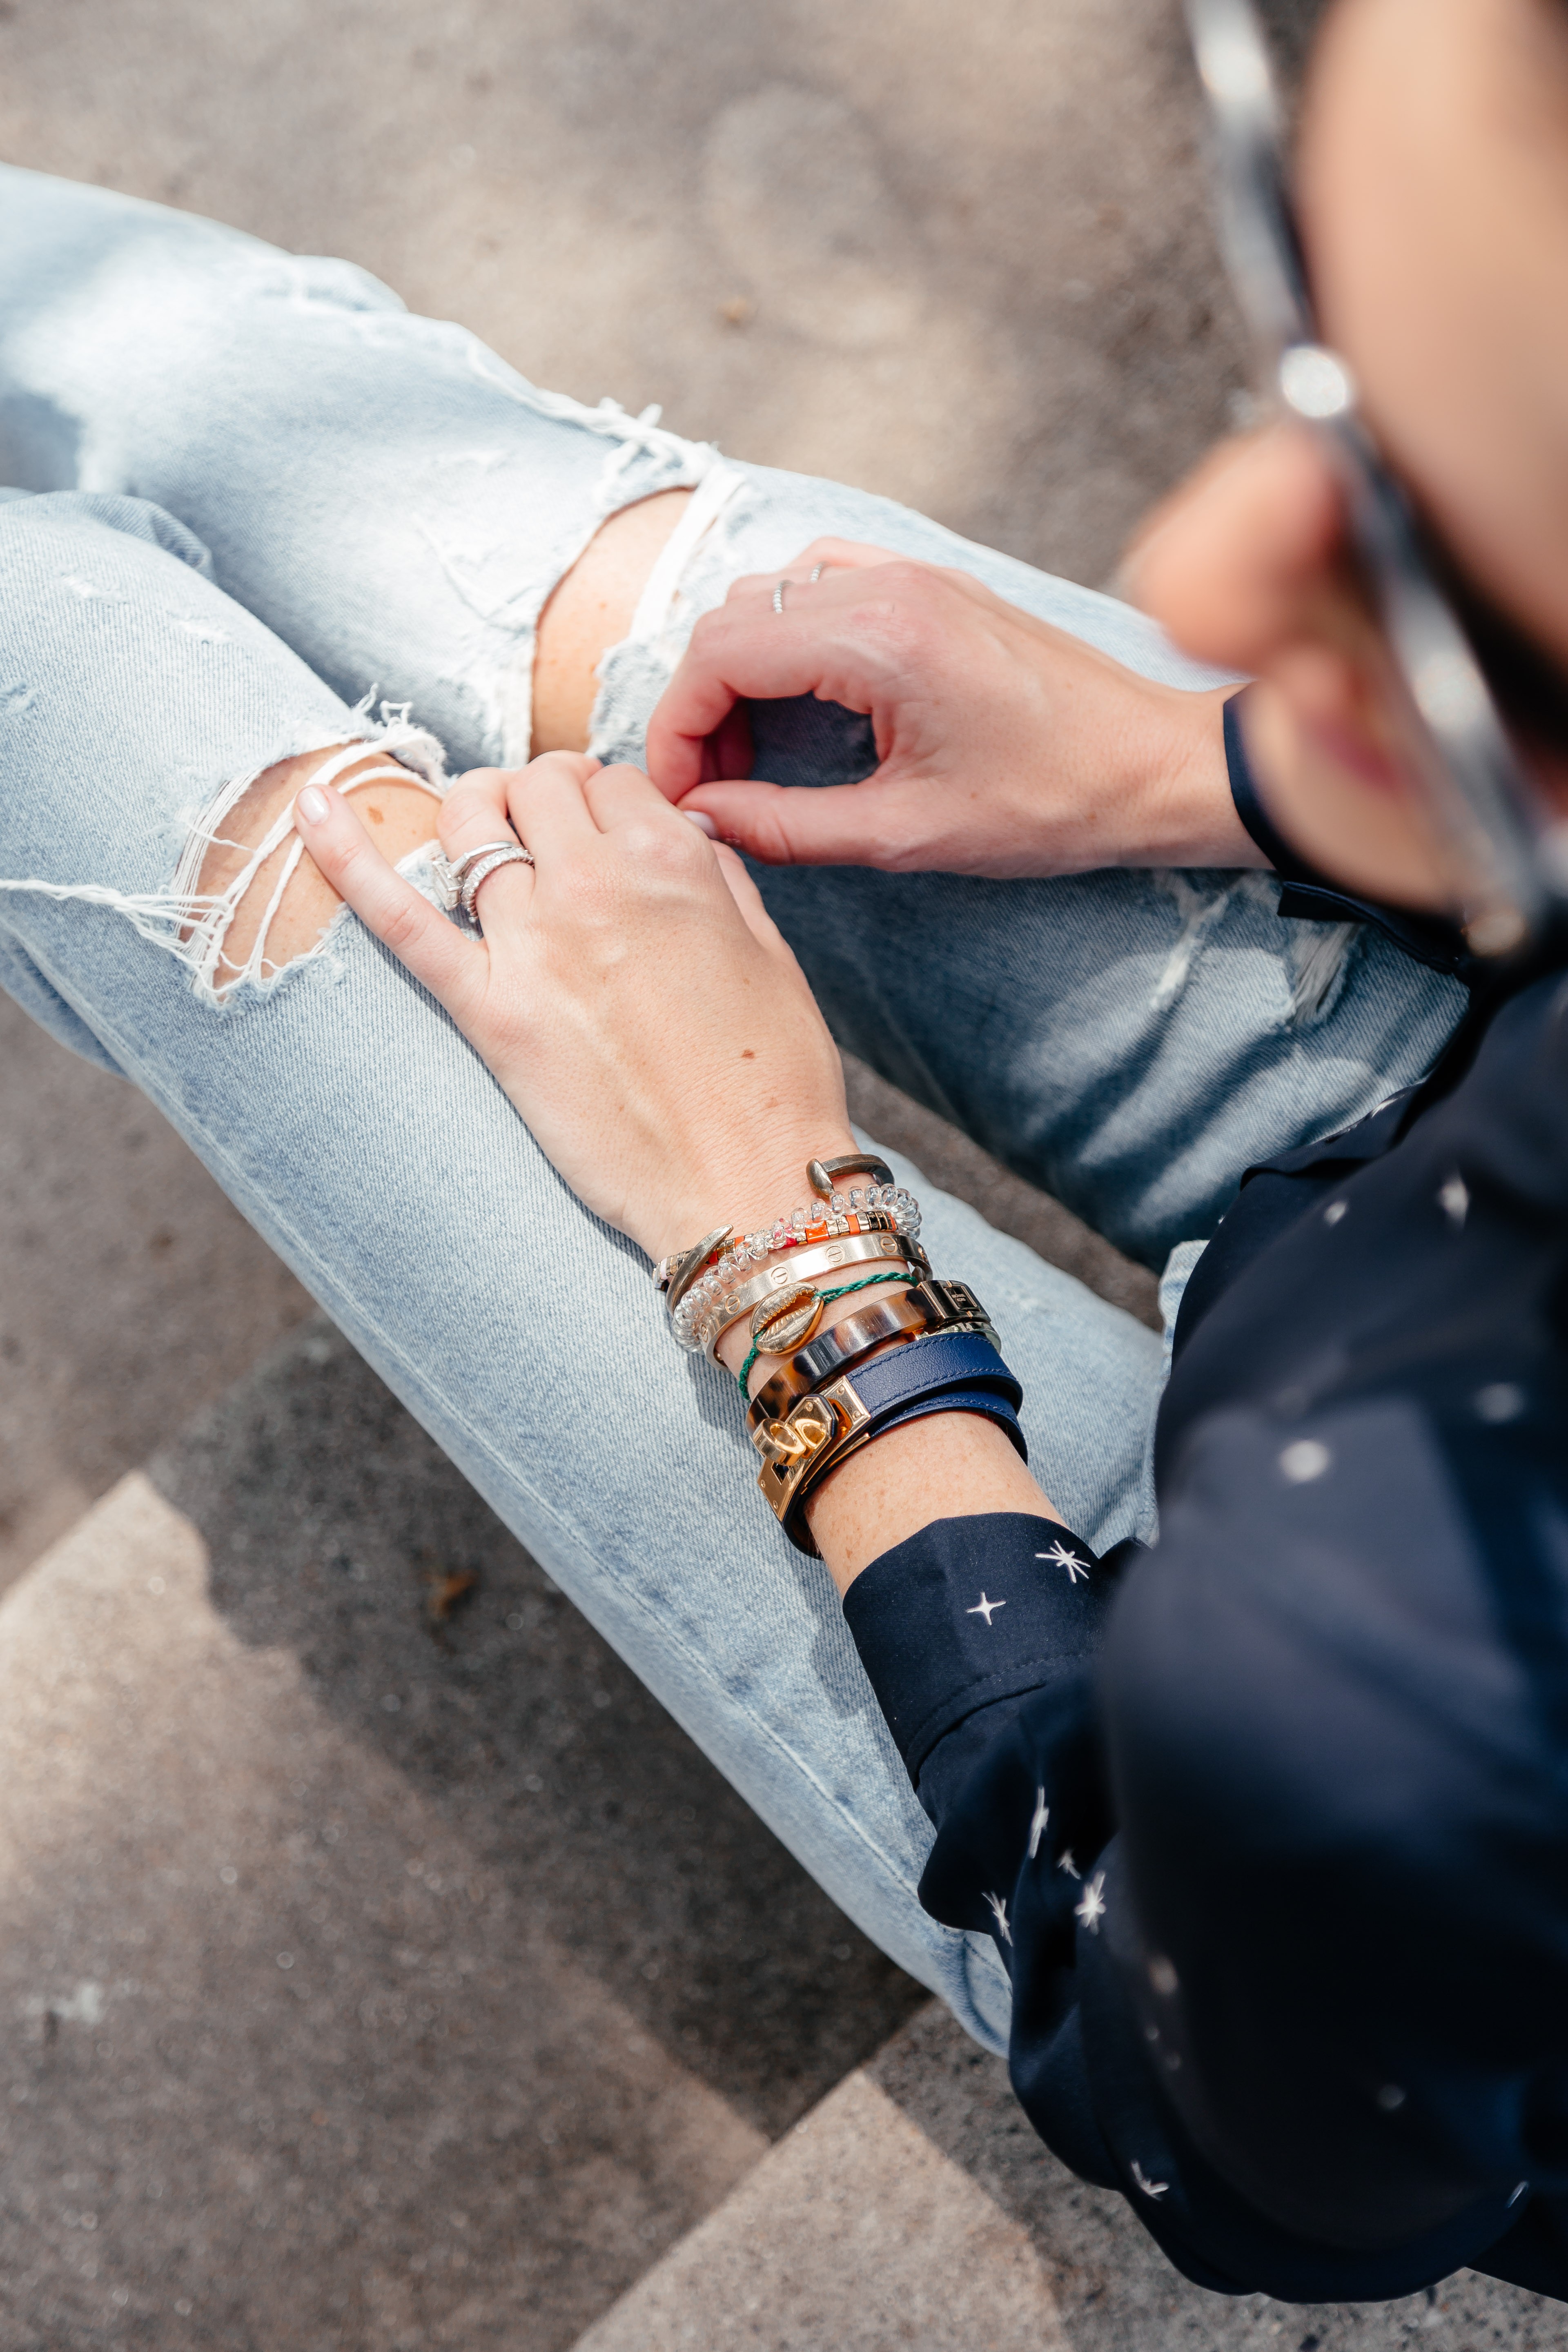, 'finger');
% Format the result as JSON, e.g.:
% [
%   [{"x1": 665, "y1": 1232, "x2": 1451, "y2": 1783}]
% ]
[
  {"x1": 674, "y1": 776, "x2": 918, "y2": 870},
  {"x1": 294, "y1": 783, "x2": 488, "y2": 1019},
  {"x1": 580, "y1": 759, "x2": 693, "y2": 833},
  {"x1": 436, "y1": 770, "x2": 538, "y2": 931},
  {"x1": 502, "y1": 748, "x2": 603, "y2": 857},
  {"x1": 709, "y1": 840, "x2": 797, "y2": 957},
  {"x1": 437, "y1": 768, "x2": 516, "y2": 858},
  {"x1": 721, "y1": 539, "x2": 913, "y2": 606},
  {"x1": 580, "y1": 763, "x2": 733, "y2": 864},
  {"x1": 646, "y1": 601, "x2": 877, "y2": 800}
]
